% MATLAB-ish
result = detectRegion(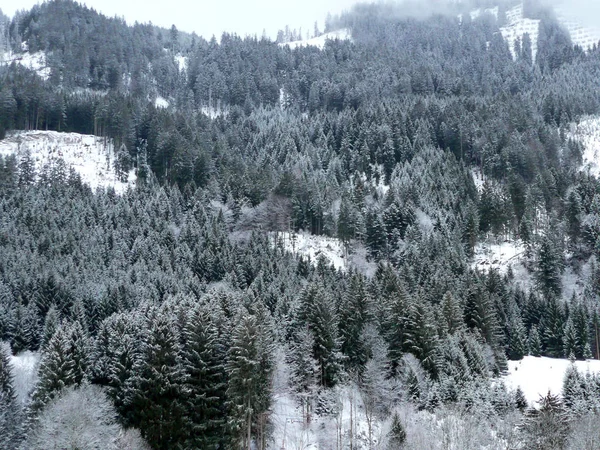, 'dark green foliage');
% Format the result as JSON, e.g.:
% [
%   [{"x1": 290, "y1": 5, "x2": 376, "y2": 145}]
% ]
[
  {"x1": 128, "y1": 311, "x2": 187, "y2": 450},
  {"x1": 226, "y1": 312, "x2": 274, "y2": 450},
  {"x1": 521, "y1": 392, "x2": 570, "y2": 450},
  {"x1": 387, "y1": 411, "x2": 406, "y2": 448},
  {"x1": 181, "y1": 303, "x2": 228, "y2": 449}
]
